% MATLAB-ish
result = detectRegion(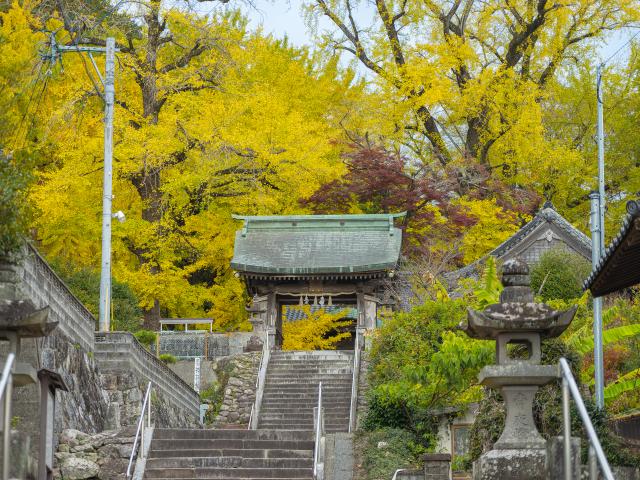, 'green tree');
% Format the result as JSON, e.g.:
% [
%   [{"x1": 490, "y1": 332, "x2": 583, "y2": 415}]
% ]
[
  {"x1": 366, "y1": 299, "x2": 493, "y2": 439},
  {"x1": 530, "y1": 248, "x2": 591, "y2": 301},
  {"x1": 50, "y1": 259, "x2": 143, "y2": 331}
]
